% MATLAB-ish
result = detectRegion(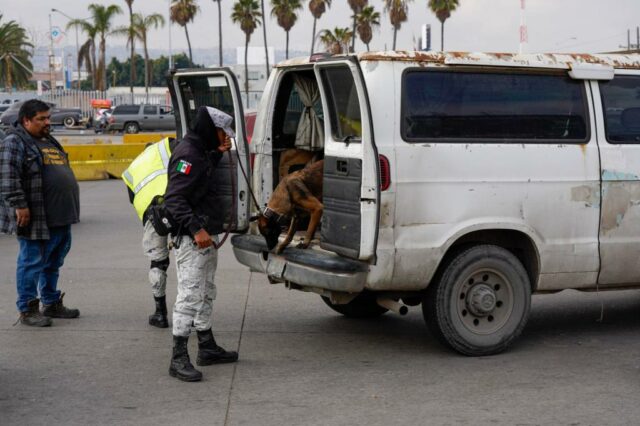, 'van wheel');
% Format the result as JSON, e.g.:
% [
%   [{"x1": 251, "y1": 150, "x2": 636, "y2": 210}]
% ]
[
  {"x1": 63, "y1": 116, "x2": 76, "y2": 128},
  {"x1": 125, "y1": 122, "x2": 139, "y2": 134},
  {"x1": 423, "y1": 245, "x2": 531, "y2": 356},
  {"x1": 321, "y1": 292, "x2": 388, "y2": 318}
]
